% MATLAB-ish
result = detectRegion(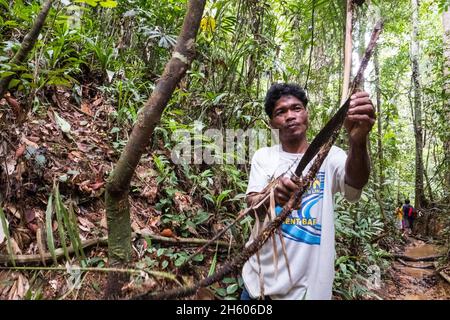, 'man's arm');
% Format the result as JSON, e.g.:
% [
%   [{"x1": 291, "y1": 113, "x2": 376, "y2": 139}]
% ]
[
  {"x1": 246, "y1": 177, "x2": 298, "y2": 219},
  {"x1": 344, "y1": 91, "x2": 376, "y2": 189},
  {"x1": 345, "y1": 138, "x2": 370, "y2": 189}
]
